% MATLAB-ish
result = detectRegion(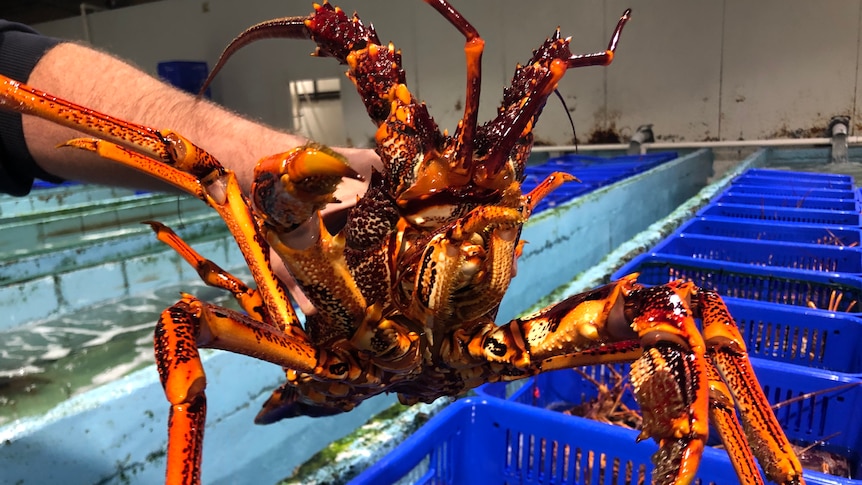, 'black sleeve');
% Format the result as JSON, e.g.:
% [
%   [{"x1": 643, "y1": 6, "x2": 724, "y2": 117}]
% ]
[{"x1": 0, "y1": 20, "x2": 64, "y2": 196}]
